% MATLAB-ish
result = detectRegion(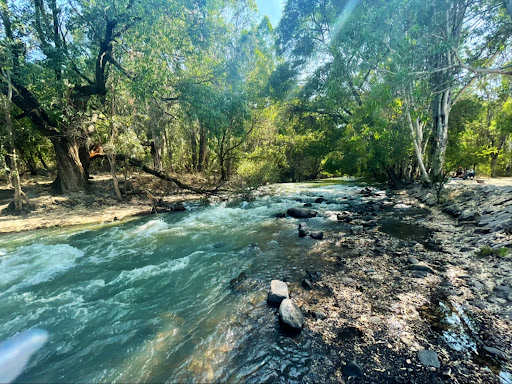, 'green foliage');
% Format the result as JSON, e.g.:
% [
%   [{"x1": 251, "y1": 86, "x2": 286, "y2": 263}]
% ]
[{"x1": 476, "y1": 246, "x2": 510, "y2": 258}]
